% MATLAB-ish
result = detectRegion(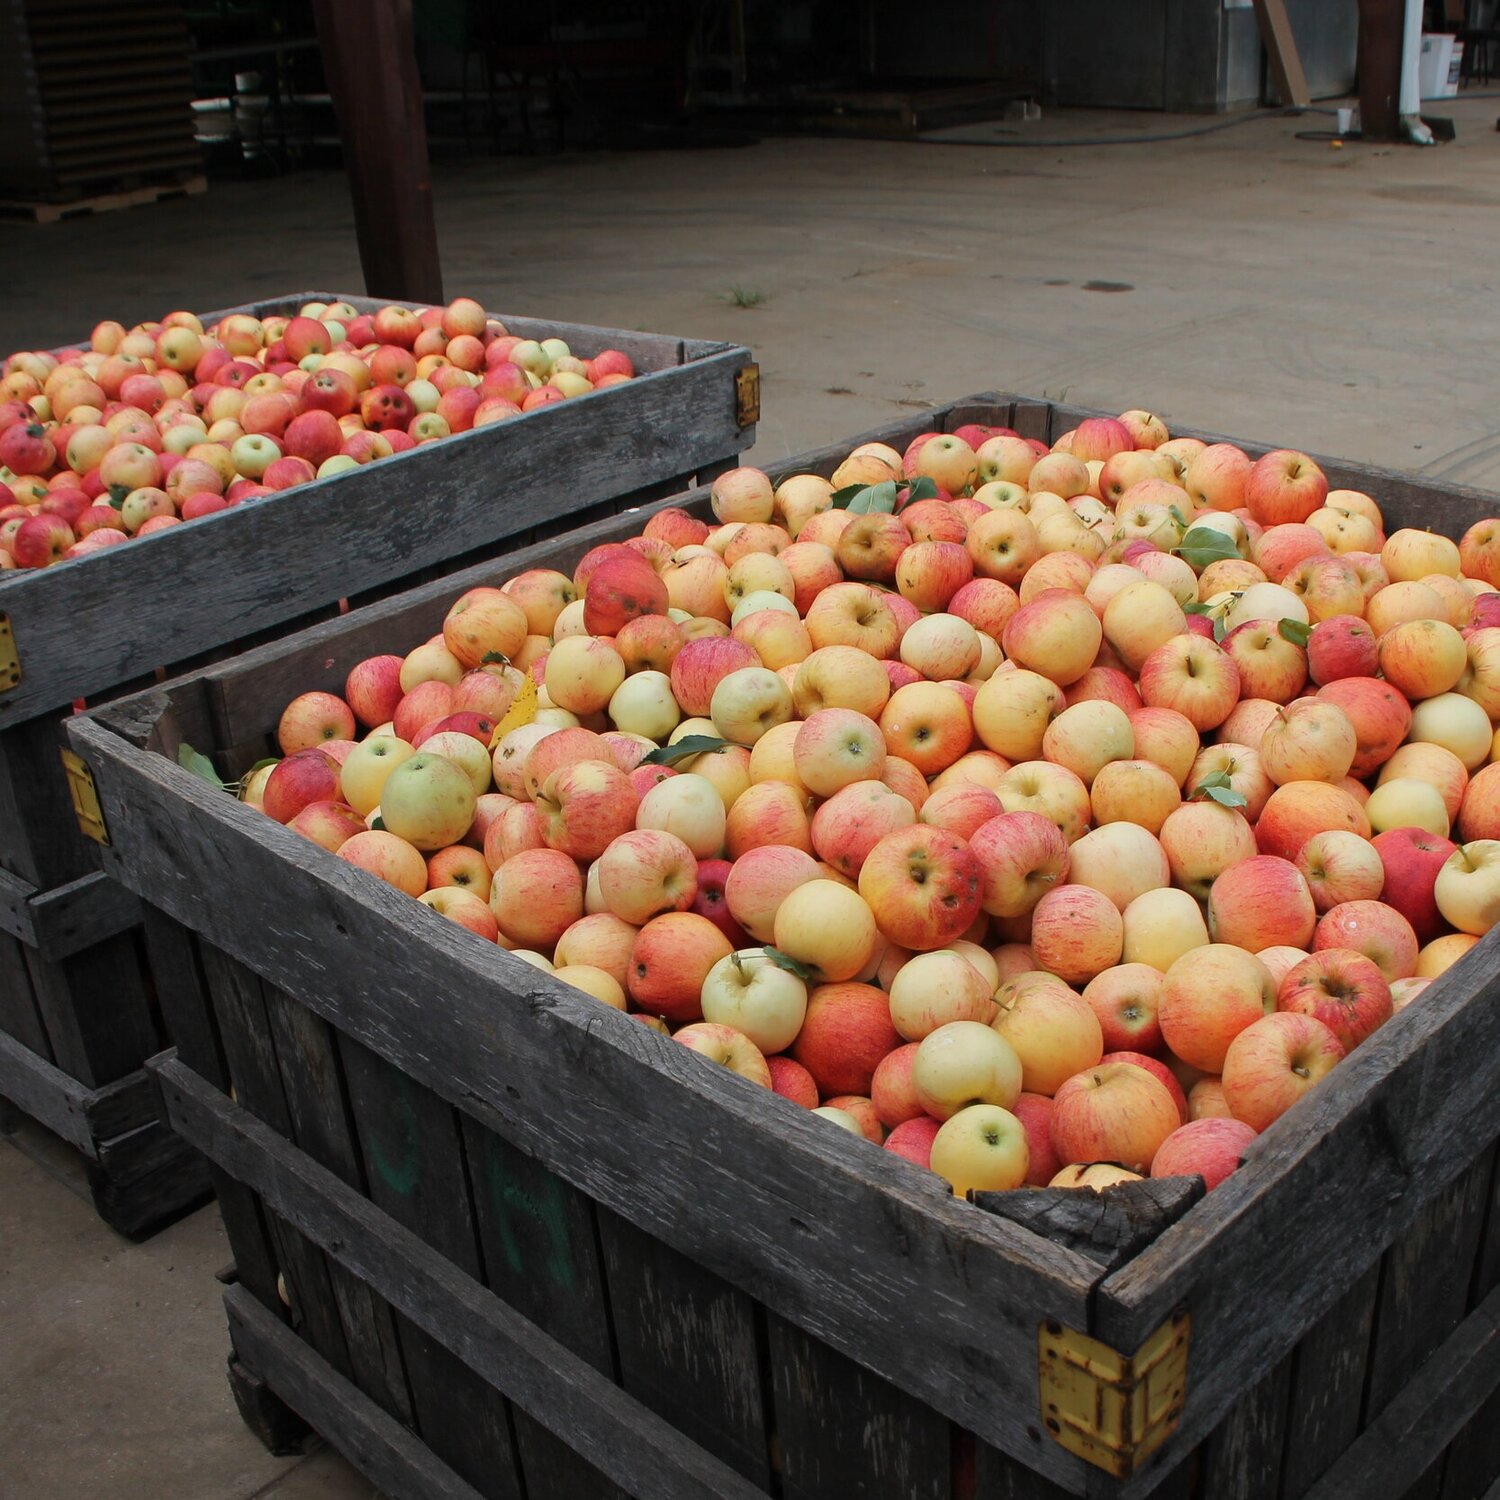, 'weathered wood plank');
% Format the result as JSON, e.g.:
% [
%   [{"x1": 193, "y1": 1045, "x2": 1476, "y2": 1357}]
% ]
[
  {"x1": 1301, "y1": 1283, "x2": 1500, "y2": 1500},
  {"x1": 25, "y1": 872, "x2": 141, "y2": 961},
  {"x1": 0, "y1": 930, "x2": 51, "y2": 1061},
  {"x1": 596, "y1": 1208, "x2": 773, "y2": 1489},
  {"x1": 975, "y1": 1178, "x2": 1203, "y2": 1271},
  {"x1": 0, "y1": 346, "x2": 751, "y2": 724},
  {"x1": 766, "y1": 1311, "x2": 951, "y2": 1500},
  {"x1": 459, "y1": 1117, "x2": 624, "y2": 1500},
  {"x1": 86, "y1": 1115, "x2": 211, "y2": 1240},
  {"x1": 1279, "y1": 1264, "x2": 1381, "y2": 1500},
  {"x1": 139, "y1": 907, "x2": 284, "y2": 1312},
  {"x1": 1364, "y1": 1149, "x2": 1494, "y2": 1422},
  {"x1": 1195, "y1": 1350, "x2": 1294, "y2": 1500},
  {"x1": 0, "y1": 711, "x2": 101, "y2": 887},
  {"x1": 258, "y1": 995, "x2": 418, "y2": 1432},
  {"x1": 75, "y1": 710, "x2": 1098, "y2": 1490},
  {"x1": 201, "y1": 944, "x2": 356, "y2": 1376},
  {"x1": 0, "y1": 1020, "x2": 94, "y2": 1151},
  {"x1": 160, "y1": 1056, "x2": 773, "y2": 1500},
  {"x1": 225, "y1": 1285, "x2": 487, "y2": 1500},
  {"x1": 337, "y1": 1040, "x2": 525, "y2": 1500},
  {"x1": 22, "y1": 931, "x2": 159, "y2": 1088},
  {"x1": 973, "y1": 1438, "x2": 1083, "y2": 1500},
  {"x1": 1097, "y1": 936, "x2": 1500, "y2": 1487}
]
